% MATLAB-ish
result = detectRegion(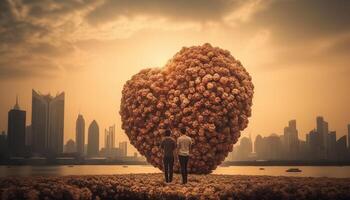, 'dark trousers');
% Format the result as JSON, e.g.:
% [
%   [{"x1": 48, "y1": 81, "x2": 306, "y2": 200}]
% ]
[
  {"x1": 178, "y1": 155, "x2": 189, "y2": 184},
  {"x1": 163, "y1": 156, "x2": 174, "y2": 182}
]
